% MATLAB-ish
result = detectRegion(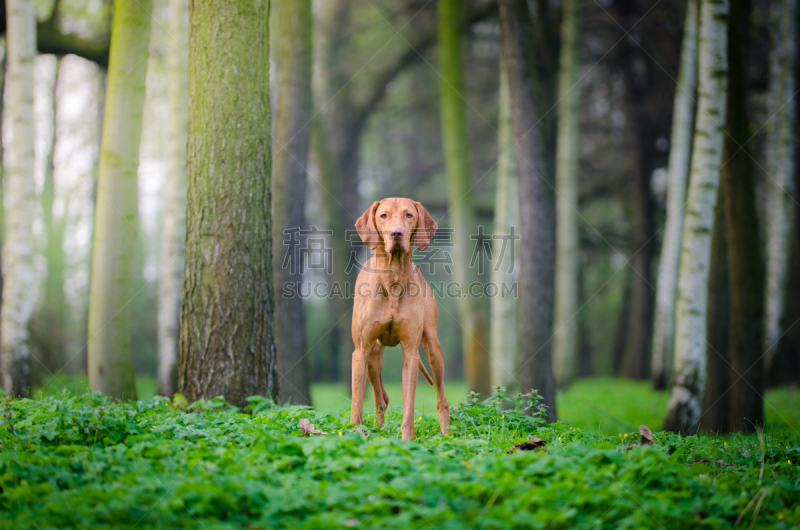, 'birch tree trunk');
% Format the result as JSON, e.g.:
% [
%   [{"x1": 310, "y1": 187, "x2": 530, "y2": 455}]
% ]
[
  {"x1": 652, "y1": 0, "x2": 698, "y2": 390},
  {"x1": 0, "y1": 0, "x2": 37, "y2": 396},
  {"x1": 272, "y1": 0, "x2": 312, "y2": 405},
  {"x1": 552, "y1": 0, "x2": 580, "y2": 388},
  {"x1": 763, "y1": 0, "x2": 797, "y2": 372},
  {"x1": 88, "y1": 0, "x2": 152, "y2": 399},
  {"x1": 664, "y1": 0, "x2": 729, "y2": 435},
  {"x1": 498, "y1": 0, "x2": 557, "y2": 420},
  {"x1": 438, "y1": 0, "x2": 491, "y2": 398},
  {"x1": 178, "y1": 0, "x2": 277, "y2": 408},
  {"x1": 490, "y1": 61, "x2": 518, "y2": 389},
  {"x1": 157, "y1": 0, "x2": 188, "y2": 398}
]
